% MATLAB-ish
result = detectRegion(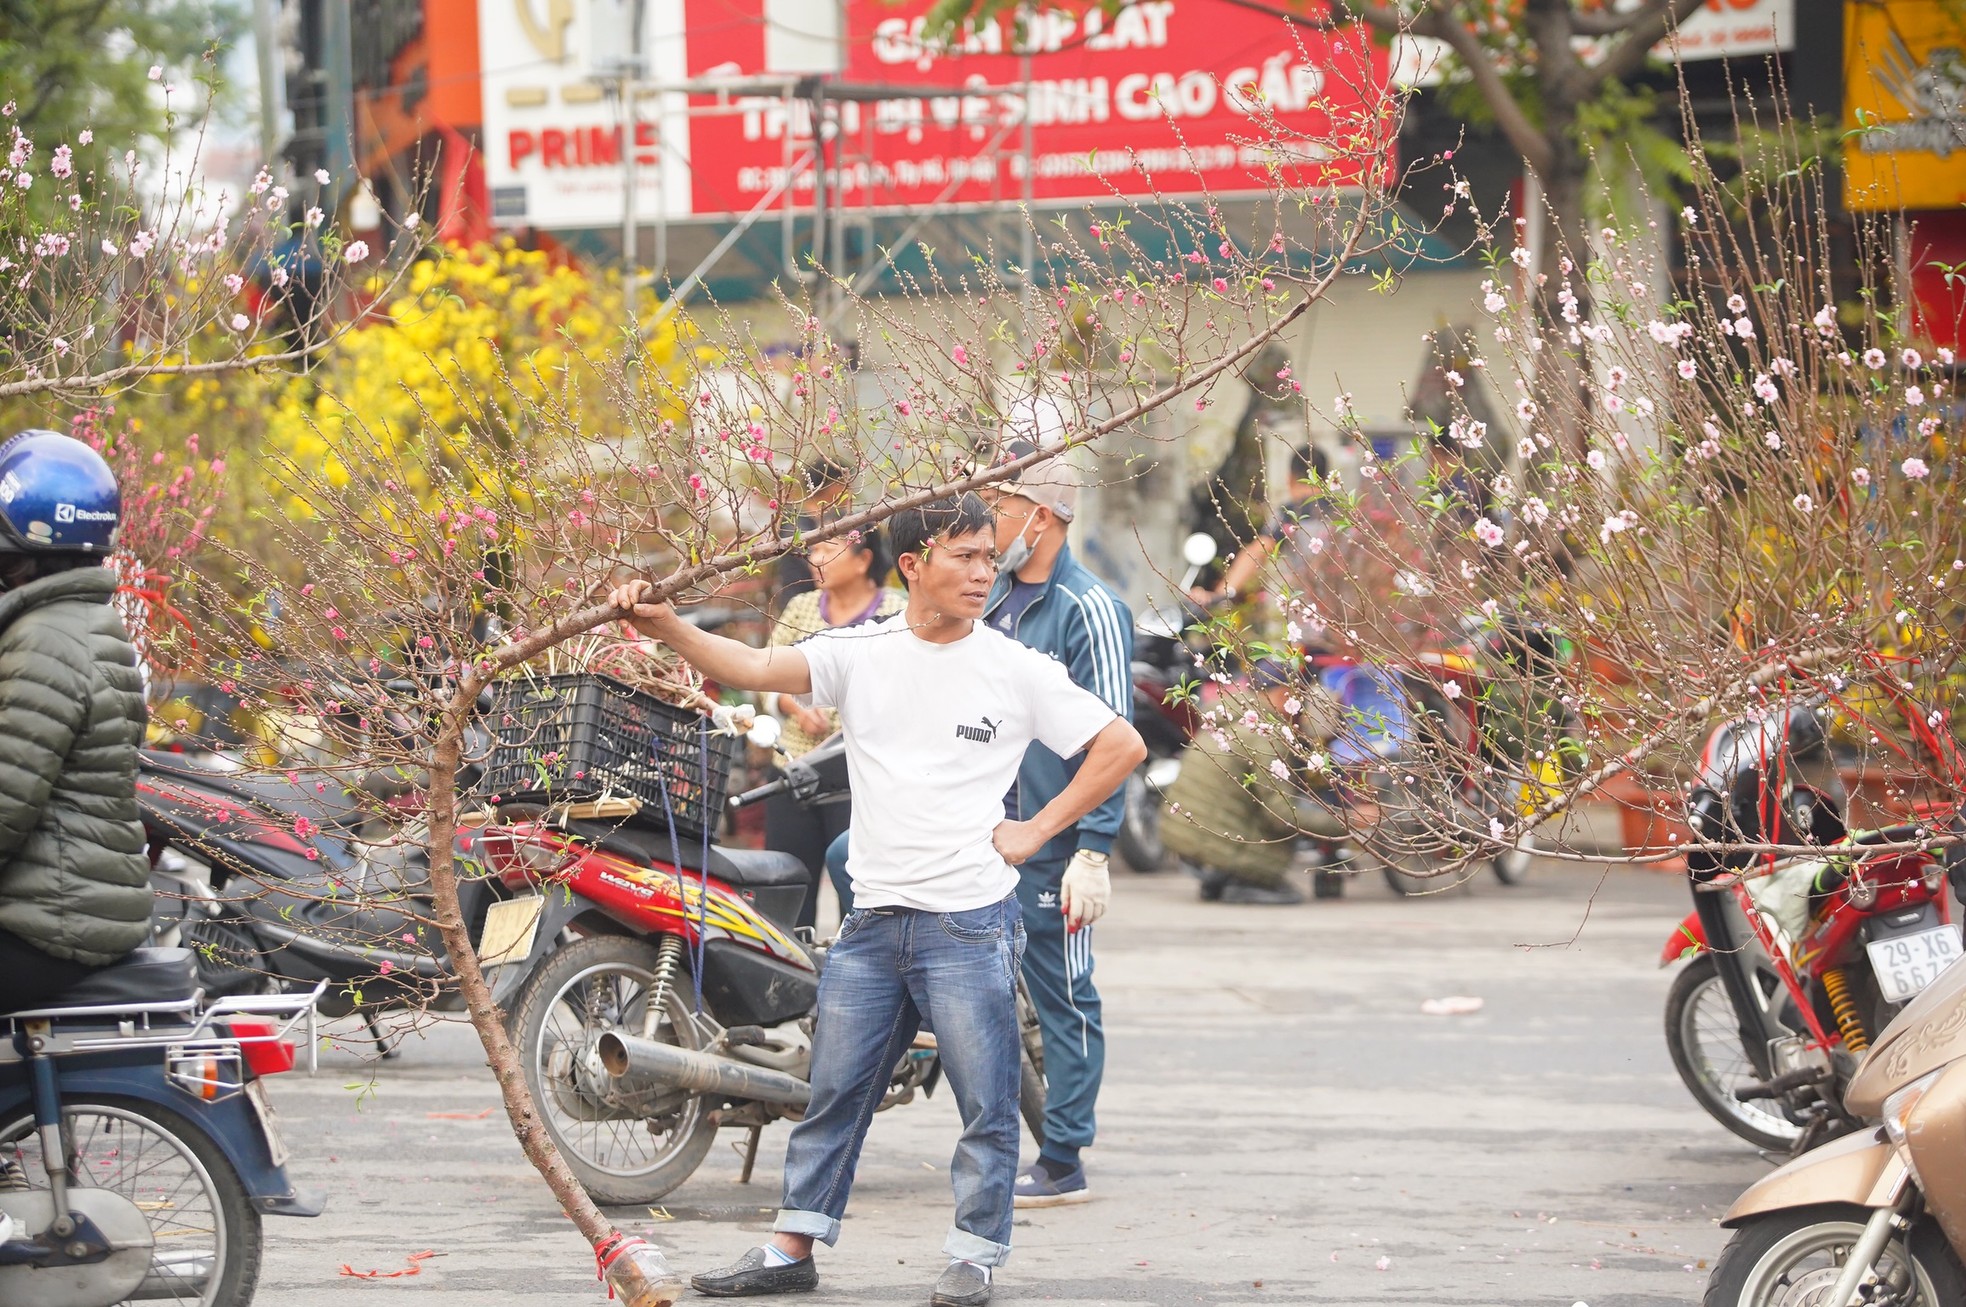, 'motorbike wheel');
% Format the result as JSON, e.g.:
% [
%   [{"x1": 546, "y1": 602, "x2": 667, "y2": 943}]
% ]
[
  {"x1": 1371, "y1": 799, "x2": 1443, "y2": 896},
  {"x1": 1014, "y1": 976, "x2": 1047, "y2": 1148},
  {"x1": 1704, "y1": 1204, "x2": 1965, "y2": 1306},
  {"x1": 1491, "y1": 838, "x2": 1535, "y2": 887},
  {"x1": 1484, "y1": 779, "x2": 1537, "y2": 886},
  {"x1": 1115, "y1": 769, "x2": 1168, "y2": 872},
  {"x1": 1018, "y1": 1057, "x2": 1047, "y2": 1150},
  {"x1": 507, "y1": 935, "x2": 720, "y2": 1206},
  {"x1": 0, "y1": 1095, "x2": 262, "y2": 1307},
  {"x1": 1359, "y1": 773, "x2": 1473, "y2": 897},
  {"x1": 1664, "y1": 955, "x2": 1806, "y2": 1152}
]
